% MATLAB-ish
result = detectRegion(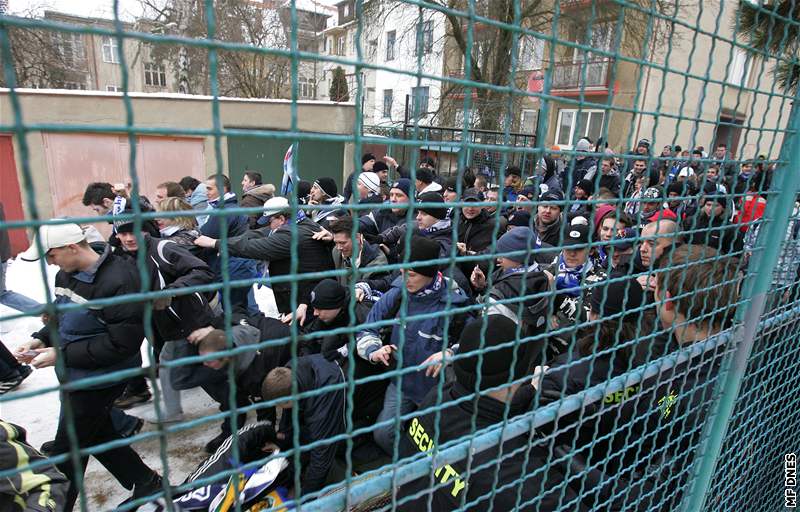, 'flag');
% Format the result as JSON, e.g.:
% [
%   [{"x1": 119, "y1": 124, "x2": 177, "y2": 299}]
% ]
[{"x1": 280, "y1": 144, "x2": 297, "y2": 196}]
